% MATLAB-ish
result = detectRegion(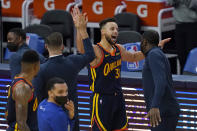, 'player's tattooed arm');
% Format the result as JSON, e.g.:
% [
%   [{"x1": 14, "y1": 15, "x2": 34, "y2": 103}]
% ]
[{"x1": 12, "y1": 82, "x2": 32, "y2": 131}]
